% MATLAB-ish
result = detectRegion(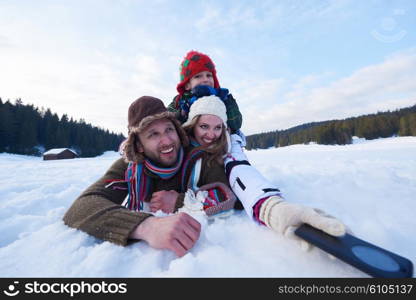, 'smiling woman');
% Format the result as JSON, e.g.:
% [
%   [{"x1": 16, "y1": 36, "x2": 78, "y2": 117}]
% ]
[
  {"x1": 182, "y1": 95, "x2": 230, "y2": 166},
  {"x1": 193, "y1": 114, "x2": 224, "y2": 146}
]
